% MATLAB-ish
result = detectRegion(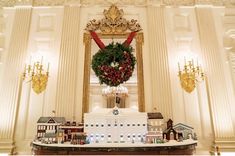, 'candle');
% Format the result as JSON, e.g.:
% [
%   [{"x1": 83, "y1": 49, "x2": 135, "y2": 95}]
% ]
[
  {"x1": 29, "y1": 56, "x2": 32, "y2": 65},
  {"x1": 192, "y1": 59, "x2": 194, "y2": 66},
  {"x1": 197, "y1": 59, "x2": 199, "y2": 67},
  {"x1": 41, "y1": 56, "x2": 43, "y2": 65},
  {"x1": 24, "y1": 64, "x2": 26, "y2": 73},
  {"x1": 178, "y1": 62, "x2": 180, "y2": 71},
  {"x1": 33, "y1": 63, "x2": 35, "y2": 72},
  {"x1": 47, "y1": 62, "x2": 50, "y2": 72}
]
